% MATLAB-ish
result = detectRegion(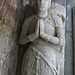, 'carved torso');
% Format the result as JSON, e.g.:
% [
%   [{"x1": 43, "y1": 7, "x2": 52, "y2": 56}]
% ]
[
  {"x1": 20, "y1": 2, "x2": 66, "y2": 75},
  {"x1": 28, "y1": 13, "x2": 61, "y2": 52}
]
